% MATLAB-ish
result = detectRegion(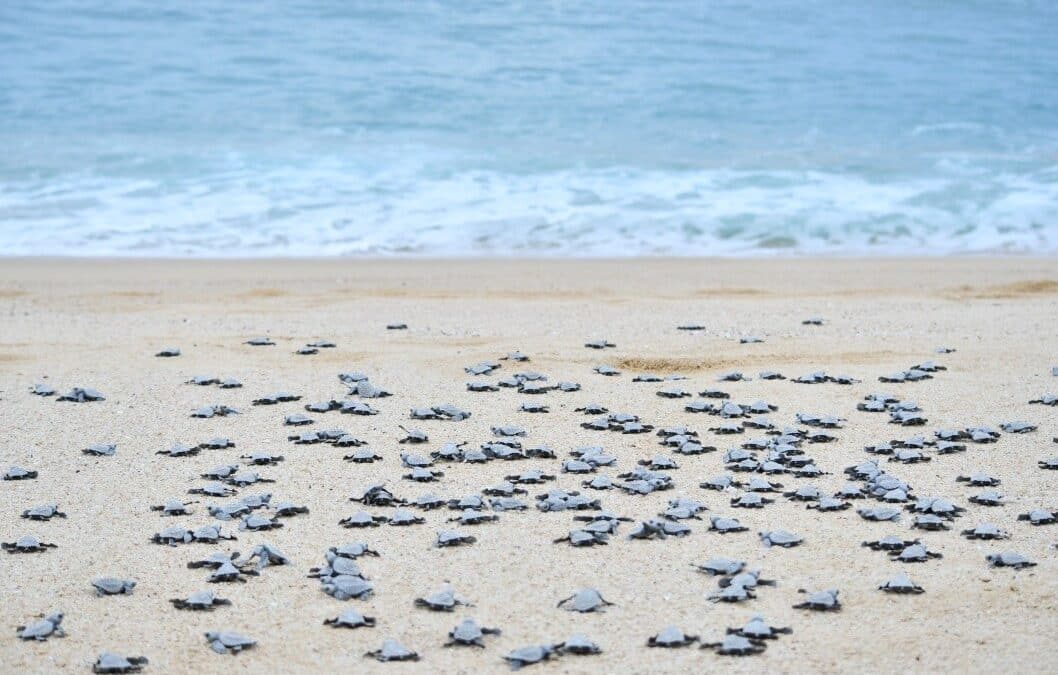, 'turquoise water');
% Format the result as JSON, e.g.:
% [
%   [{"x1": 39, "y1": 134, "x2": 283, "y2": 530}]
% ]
[{"x1": 2, "y1": 1, "x2": 1057, "y2": 255}]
